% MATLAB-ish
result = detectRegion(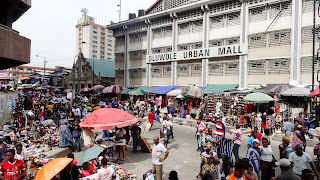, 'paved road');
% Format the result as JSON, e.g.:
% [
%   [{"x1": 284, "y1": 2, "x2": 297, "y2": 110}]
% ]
[{"x1": 74, "y1": 120, "x2": 318, "y2": 180}]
